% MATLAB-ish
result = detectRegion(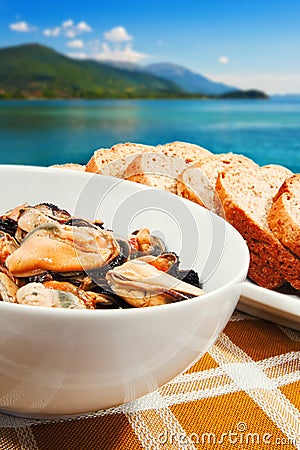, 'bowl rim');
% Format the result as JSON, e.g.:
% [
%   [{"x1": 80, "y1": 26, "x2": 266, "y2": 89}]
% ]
[{"x1": 0, "y1": 164, "x2": 250, "y2": 318}]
